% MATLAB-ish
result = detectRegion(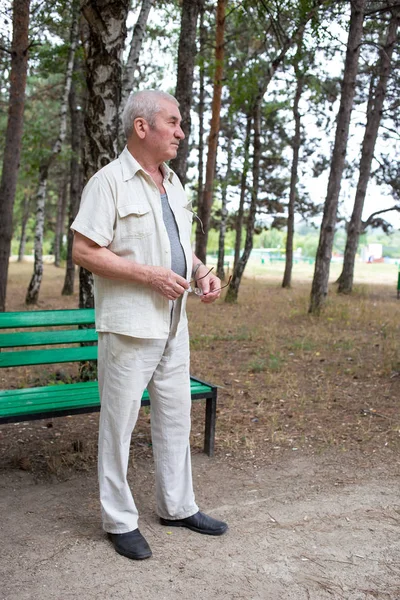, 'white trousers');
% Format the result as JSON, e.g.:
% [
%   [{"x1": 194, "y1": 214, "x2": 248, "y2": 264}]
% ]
[{"x1": 97, "y1": 305, "x2": 198, "y2": 534}]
